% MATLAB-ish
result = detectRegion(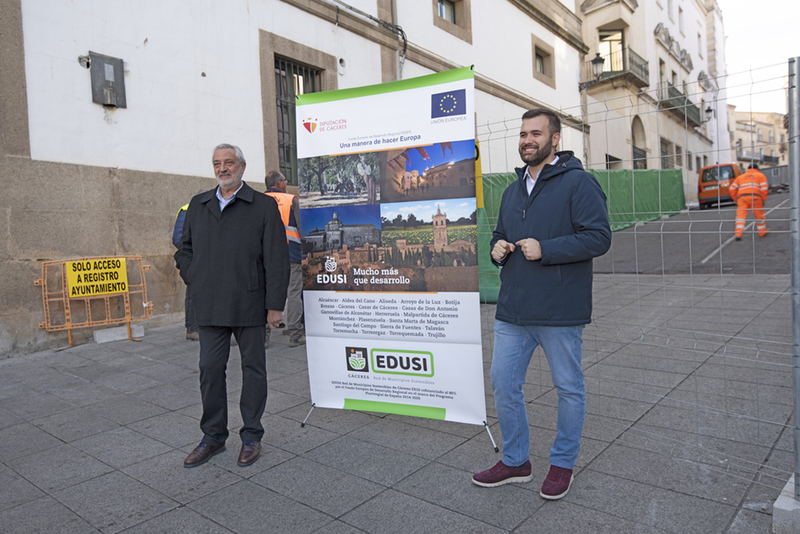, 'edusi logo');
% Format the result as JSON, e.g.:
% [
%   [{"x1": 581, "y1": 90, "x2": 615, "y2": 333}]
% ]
[
  {"x1": 346, "y1": 347, "x2": 369, "y2": 372},
  {"x1": 303, "y1": 118, "x2": 317, "y2": 133},
  {"x1": 325, "y1": 256, "x2": 337, "y2": 272},
  {"x1": 370, "y1": 349, "x2": 434, "y2": 377}
]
